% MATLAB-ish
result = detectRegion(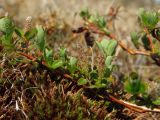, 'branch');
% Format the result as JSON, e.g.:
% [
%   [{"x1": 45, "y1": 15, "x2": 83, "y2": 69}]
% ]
[
  {"x1": 17, "y1": 52, "x2": 72, "y2": 79},
  {"x1": 18, "y1": 52, "x2": 47, "y2": 66},
  {"x1": 86, "y1": 23, "x2": 150, "y2": 56},
  {"x1": 108, "y1": 94, "x2": 160, "y2": 113}
]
